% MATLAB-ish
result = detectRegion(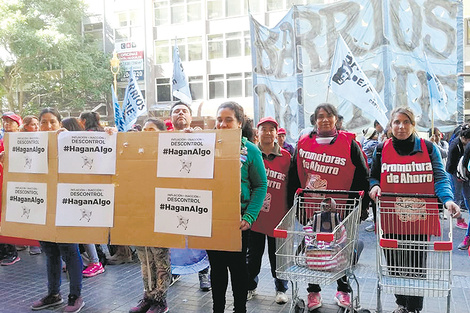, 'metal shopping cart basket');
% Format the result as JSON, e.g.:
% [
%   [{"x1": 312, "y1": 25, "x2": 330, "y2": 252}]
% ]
[
  {"x1": 274, "y1": 189, "x2": 367, "y2": 313},
  {"x1": 376, "y1": 193, "x2": 453, "y2": 313}
]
